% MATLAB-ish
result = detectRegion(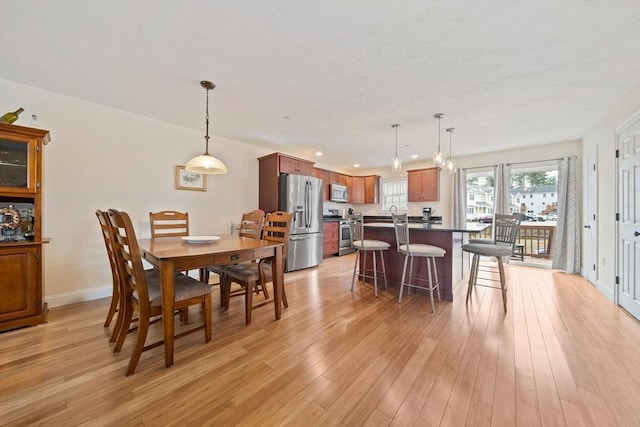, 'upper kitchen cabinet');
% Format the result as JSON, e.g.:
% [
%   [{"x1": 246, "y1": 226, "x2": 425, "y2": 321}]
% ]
[
  {"x1": 258, "y1": 153, "x2": 315, "y2": 213},
  {"x1": 277, "y1": 153, "x2": 314, "y2": 175},
  {"x1": 0, "y1": 125, "x2": 47, "y2": 194},
  {"x1": 345, "y1": 175, "x2": 353, "y2": 202},
  {"x1": 407, "y1": 167, "x2": 440, "y2": 202},
  {"x1": 329, "y1": 172, "x2": 347, "y2": 186},
  {"x1": 313, "y1": 168, "x2": 330, "y2": 201},
  {"x1": 351, "y1": 175, "x2": 380, "y2": 204}
]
